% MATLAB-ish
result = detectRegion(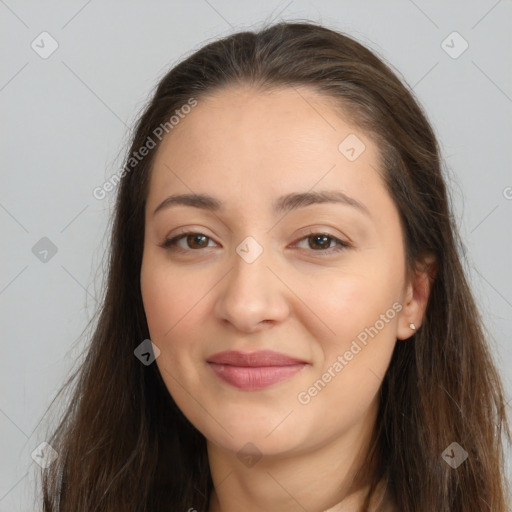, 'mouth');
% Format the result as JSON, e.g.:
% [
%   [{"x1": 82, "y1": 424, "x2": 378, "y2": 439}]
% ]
[{"x1": 206, "y1": 350, "x2": 309, "y2": 390}]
